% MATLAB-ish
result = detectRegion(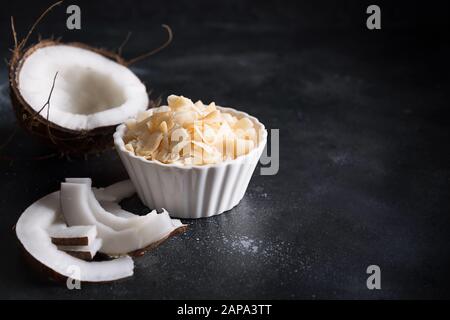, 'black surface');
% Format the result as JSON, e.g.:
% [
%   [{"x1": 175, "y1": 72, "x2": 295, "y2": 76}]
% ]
[{"x1": 1, "y1": 0, "x2": 449, "y2": 299}]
